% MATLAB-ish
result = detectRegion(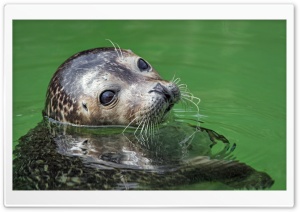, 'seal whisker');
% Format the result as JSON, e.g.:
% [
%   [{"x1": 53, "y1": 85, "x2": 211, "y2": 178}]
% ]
[
  {"x1": 122, "y1": 116, "x2": 138, "y2": 134},
  {"x1": 142, "y1": 116, "x2": 151, "y2": 138},
  {"x1": 140, "y1": 115, "x2": 152, "y2": 139},
  {"x1": 177, "y1": 83, "x2": 201, "y2": 113},
  {"x1": 138, "y1": 118, "x2": 149, "y2": 144},
  {"x1": 151, "y1": 123, "x2": 155, "y2": 143},
  {"x1": 172, "y1": 78, "x2": 201, "y2": 111},
  {"x1": 178, "y1": 84, "x2": 188, "y2": 90},
  {"x1": 105, "y1": 39, "x2": 121, "y2": 59},
  {"x1": 178, "y1": 82, "x2": 201, "y2": 106},
  {"x1": 181, "y1": 92, "x2": 200, "y2": 104},
  {"x1": 154, "y1": 118, "x2": 160, "y2": 134},
  {"x1": 139, "y1": 113, "x2": 158, "y2": 143},
  {"x1": 138, "y1": 116, "x2": 148, "y2": 136},
  {"x1": 171, "y1": 74, "x2": 176, "y2": 82},
  {"x1": 114, "y1": 42, "x2": 124, "y2": 60},
  {"x1": 148, "y1": 117, "x2": 154, "y2": 138},
  {"x1": 148, "y1": 121, "x2": 153, "y2": 141},
  {"x1": 172, "y1": 77, "x2": 181, "y2": 84},
  {"x1": 181, "y1": 92, "x2": 201, "y2": 105},
  {"x1": 123, "y1": 108, "x2": 160, "y2": 142},
  {"x1": 179, "y1": 98, "x2": 189, "y2": 110},
  {"x1": 134, "y1": 117, "x2": 144, "y2": 135},
  {"x1": 148, "y1": 123, "x2": 152, "y2": 142},
  {"x1": 181, "y1": 96, "x2": 200, "y2": 112},
  {"x1": 171, "y1": 74, "x2": 179, "y2": 84}
]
